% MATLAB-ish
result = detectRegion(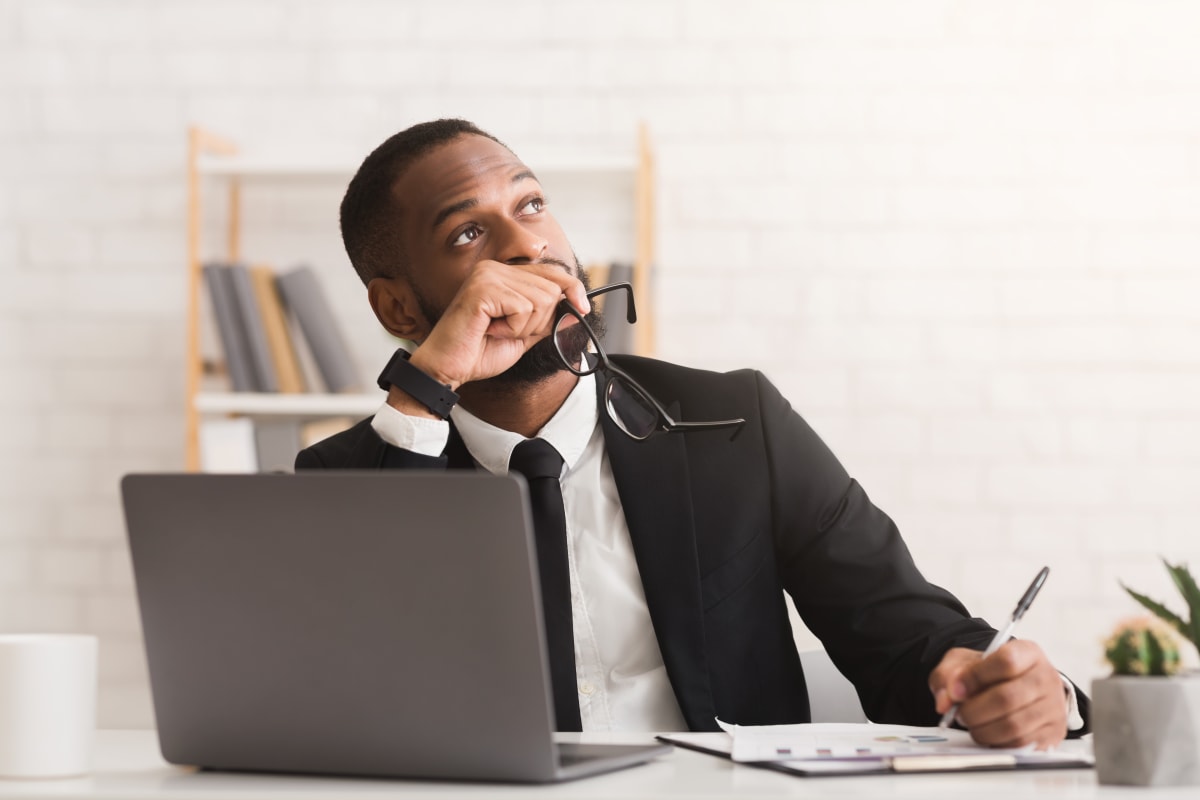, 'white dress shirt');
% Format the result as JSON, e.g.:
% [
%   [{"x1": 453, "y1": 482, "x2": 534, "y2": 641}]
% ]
[{"x1": 372, "y1": 374, "x2": 687, "y2": 732}]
